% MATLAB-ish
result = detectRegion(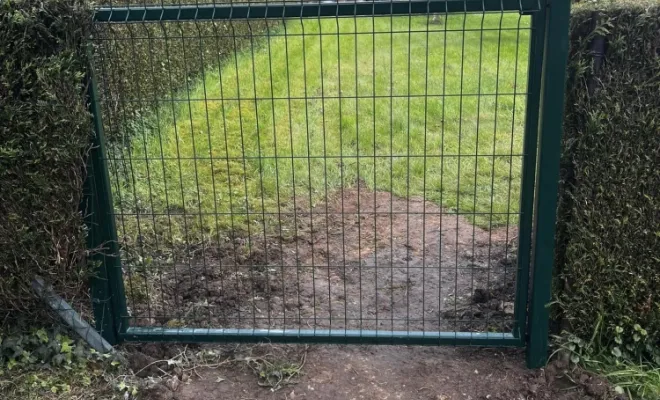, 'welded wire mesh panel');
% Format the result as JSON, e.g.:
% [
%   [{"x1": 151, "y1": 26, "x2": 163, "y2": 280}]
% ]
[{"x1": 90, "y1": 0, "x2": 539, "y2": 341}]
